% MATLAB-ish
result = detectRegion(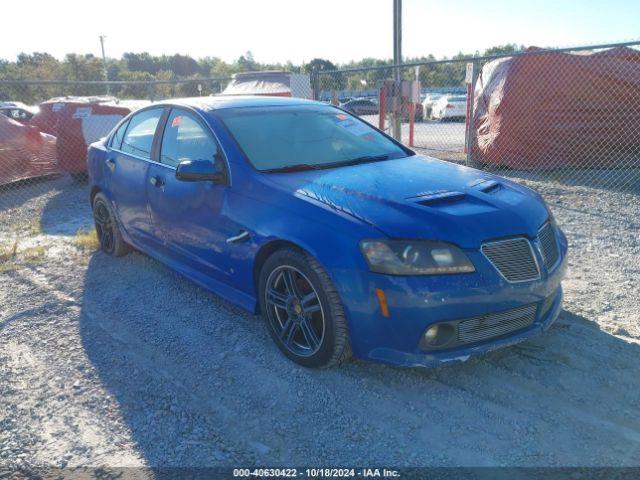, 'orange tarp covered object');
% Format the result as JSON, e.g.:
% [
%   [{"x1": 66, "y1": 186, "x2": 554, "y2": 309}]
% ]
[{"x1": 471, "y1": 47, "x2": 640, "y2": 169}]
